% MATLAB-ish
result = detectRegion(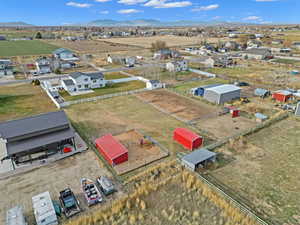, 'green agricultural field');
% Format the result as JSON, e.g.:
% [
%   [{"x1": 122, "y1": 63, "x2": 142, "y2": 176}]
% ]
[
  {"x1": 104, "y1": 72, "x2": 129, "y2": 80},
  {"x1": 0, "y1": 84, "x2": 56, "y2": 122},
  {"x1": 0, "y1": 40, "x2": 59, "y2": 57},
  {"x1": 273, "y1": 58, "x2": 300, "y2": 66},
  {"x1": 211, "y1": 117, "x2": 300, "y2": 225},
  {"x1": 172, "y1": 78, "x2": 229, "y2": 95},
  {"x1": 60, "y1": 80, "x2": 146, "y2": 101}
]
